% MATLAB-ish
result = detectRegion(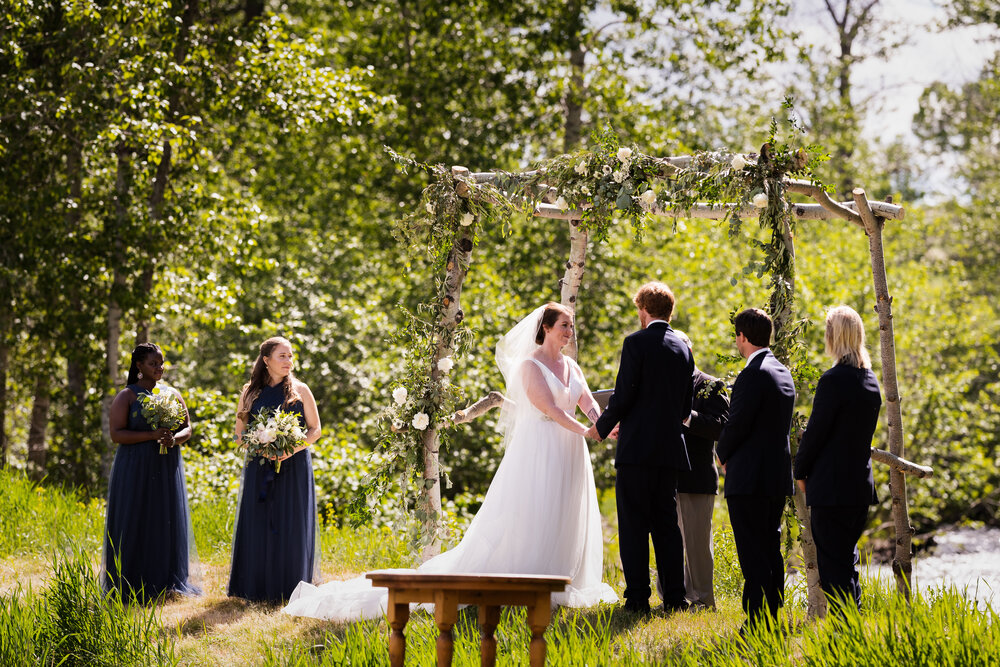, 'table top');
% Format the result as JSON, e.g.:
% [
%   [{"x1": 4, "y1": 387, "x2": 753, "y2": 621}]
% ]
[{"x1": 366, "y1": 569, "x2": 570, "y2": 592}]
